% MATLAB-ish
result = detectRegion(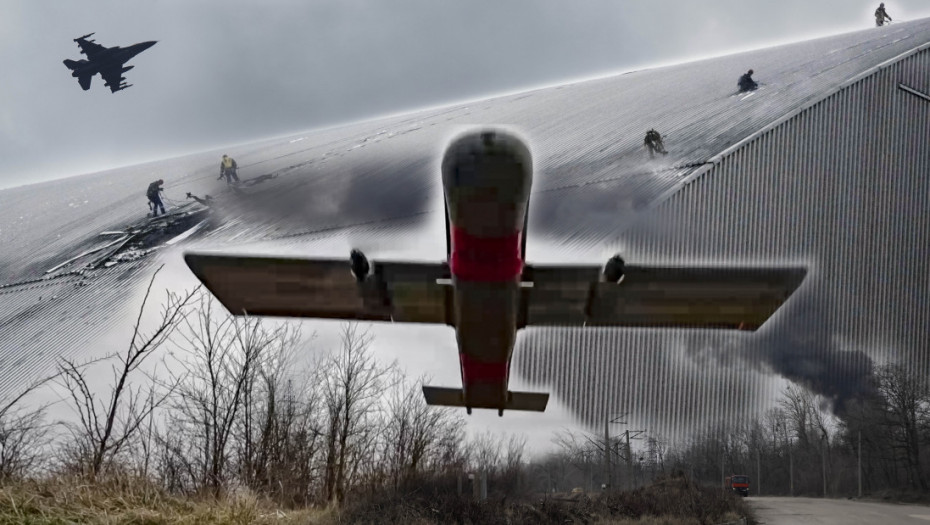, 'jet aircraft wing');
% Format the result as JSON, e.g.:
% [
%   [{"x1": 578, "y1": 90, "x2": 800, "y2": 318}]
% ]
[
  {"x1": 76, "y1": 38, "x2": 105, "y2": 59},
  {"x1": 519, "y1": 264, "x2": 807, "y2": 331},
  {"x1": 184, "y1": 253, "x2": 452, "y2": 324},
  {"x1": 100, "y1": 66, "x2": 127, "y2": 93}
]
